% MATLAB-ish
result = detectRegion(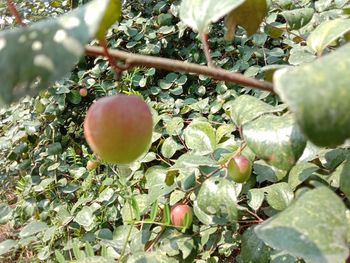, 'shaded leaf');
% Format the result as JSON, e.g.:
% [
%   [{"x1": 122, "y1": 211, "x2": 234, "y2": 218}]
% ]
[
  {"x1": 281, "y1": 8, "x2": 314, "y2": 30},
  {"x1": 19, "y1": 221, "x2": 48, "y2": 238},
  {"x1": 0, "y1": 204, "x2": 12, "y2": 224},
  {"x1": 255, "y1": 187, "x2": 349, "y2": 263},
  {"x1": 288, "y1": 162, "x2": 319, "y2": 190},
  {"x1": 239, "y1": 227, "x2": 270, "y2": 263},
  {"x1": 254, "y1": 160, "x2": 288, "y2": 183},
  {"x1": 340, "y1": 157, "x2": 350, "y2": 200},
  {"x1": 274, "y1": 43, "x2": 350, "y2": 147},
  {"x1": 243, "y1": 114, "x2": 307, "y2": 171},
  {"x1": 225, "y1": 0, "x2": 268, "y2": 39}
]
